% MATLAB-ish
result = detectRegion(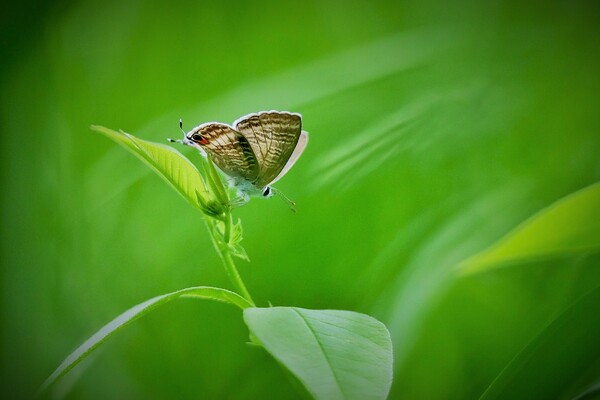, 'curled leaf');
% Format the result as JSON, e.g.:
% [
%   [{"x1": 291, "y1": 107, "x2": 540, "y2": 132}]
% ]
[{"x1": 92, "y1": 126, "x2": 212, "y2": 211}]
